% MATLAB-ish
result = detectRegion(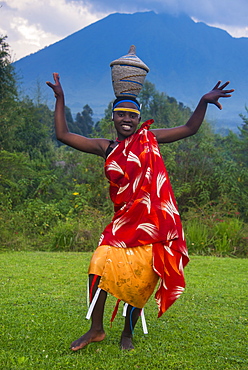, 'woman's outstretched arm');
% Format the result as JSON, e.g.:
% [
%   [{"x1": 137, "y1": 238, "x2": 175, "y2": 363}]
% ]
[
  {"x1": 46, "y1": 73, "x2": 109, "y2": 157},
  {"x1": 151, "y1": 81, "x2": 234, "y2": 143}
]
